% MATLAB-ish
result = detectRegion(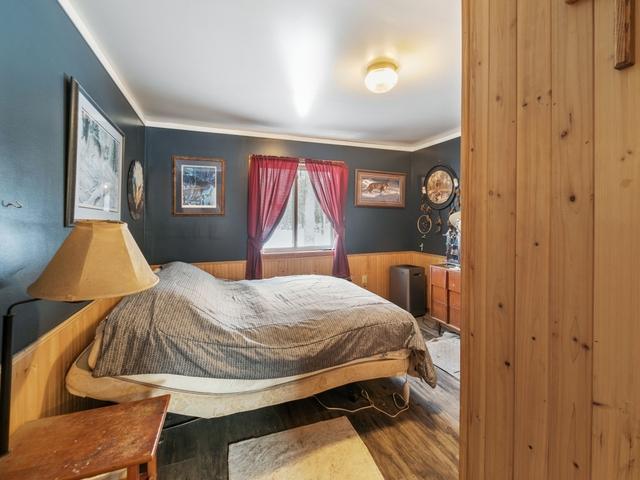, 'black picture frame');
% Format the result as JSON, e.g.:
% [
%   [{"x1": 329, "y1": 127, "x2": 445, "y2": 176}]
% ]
[
  {"x1": 422, "y1": 165, "x2": 458, "y2": 210},
  {"x1": 65, "y1": 77, "x2": 125, "y2": 226},
  {"x1": 172, "y1": 156, "x2": 226, "y2": 216}
]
